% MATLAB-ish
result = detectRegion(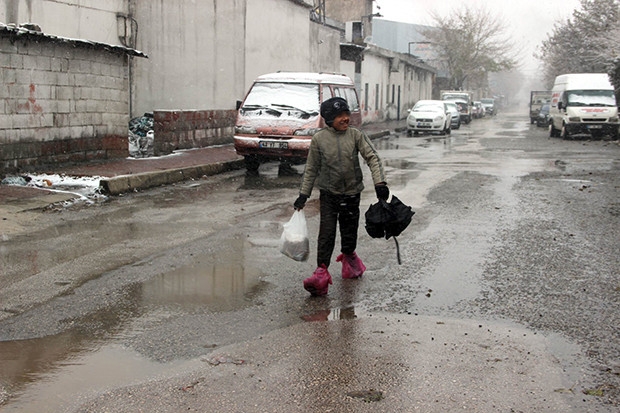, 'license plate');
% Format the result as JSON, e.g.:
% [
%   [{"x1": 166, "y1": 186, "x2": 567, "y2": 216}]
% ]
[
  {"x1": 587, "y1": 125, "x2": 602, "y2": 129},
  {"x1": 417, "y1": 122, "x2": 431, "y2": 127},
  {"x1": 259, "y1": 140, "x2": 288, "y2": 149}
]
